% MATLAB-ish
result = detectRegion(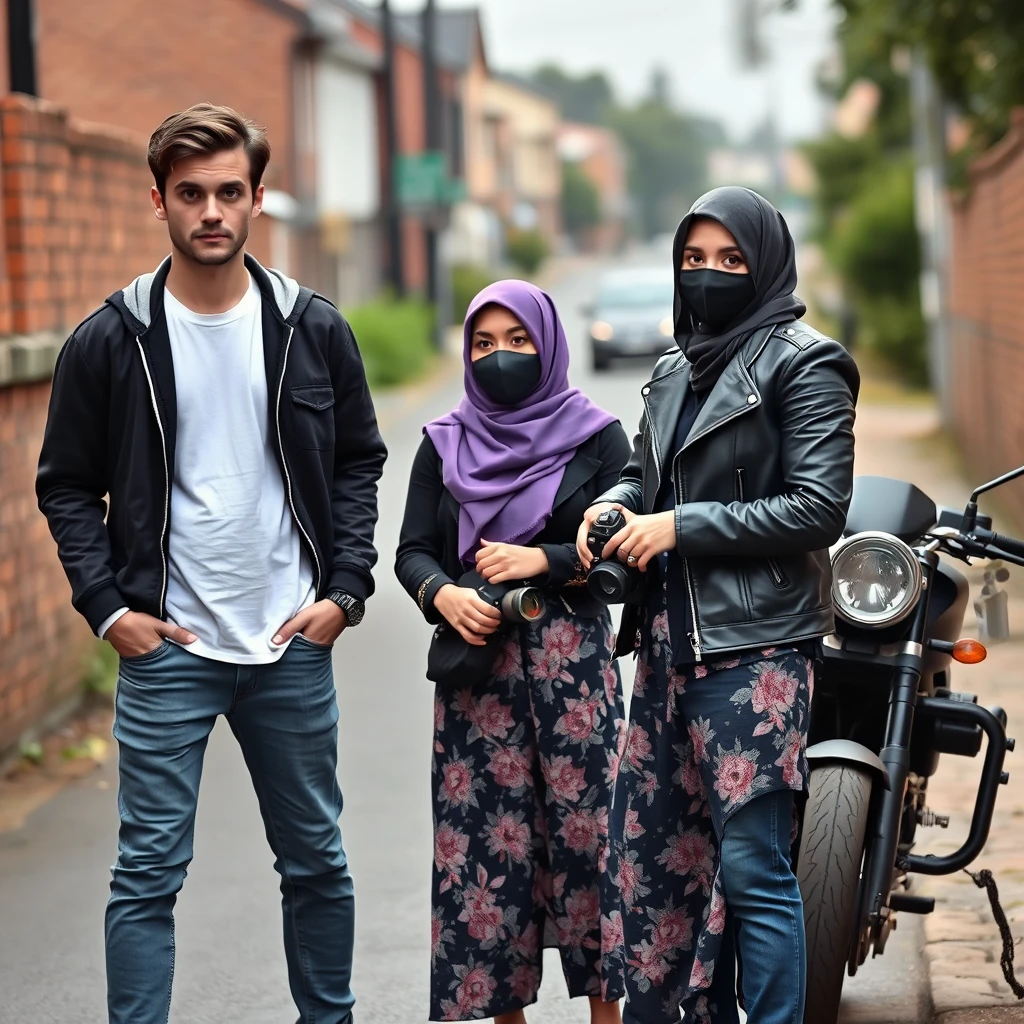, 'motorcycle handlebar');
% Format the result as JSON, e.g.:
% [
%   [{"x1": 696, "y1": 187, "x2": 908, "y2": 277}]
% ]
[{"x1": 973, "y1": 527, "x2": 1024, "y2": 562}]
